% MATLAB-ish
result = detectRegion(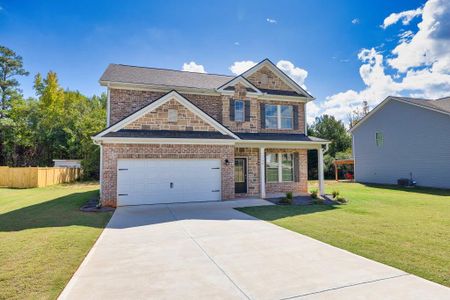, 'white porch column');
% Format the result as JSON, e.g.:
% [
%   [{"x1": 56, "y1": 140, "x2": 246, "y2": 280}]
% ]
[
  {"x1": 318, "y1": 146, "x2": 325, "y2": 195},
  {"x1": 260, "y1": 147, "x2": 266, "y2": 199}
]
